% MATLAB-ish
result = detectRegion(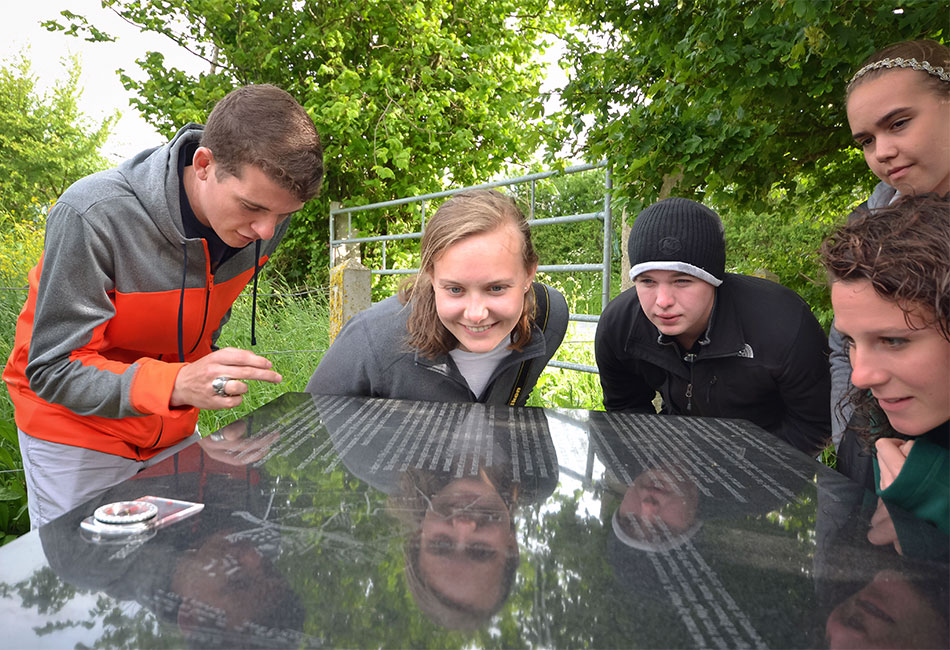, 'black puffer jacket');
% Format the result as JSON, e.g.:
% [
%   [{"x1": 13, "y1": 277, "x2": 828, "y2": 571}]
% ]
[{"x1": 595, "y1": 273, "x2": 831, "y2": 456}]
